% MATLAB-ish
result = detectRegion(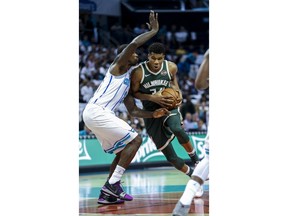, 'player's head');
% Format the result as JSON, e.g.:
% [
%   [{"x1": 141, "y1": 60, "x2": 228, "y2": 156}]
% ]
[
  {"x1": 147, "y1": 42, "x2": 165, "y2": 71},
  {"x1": 117, "y1": 44, "x2": 139, "y2": 66}
]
